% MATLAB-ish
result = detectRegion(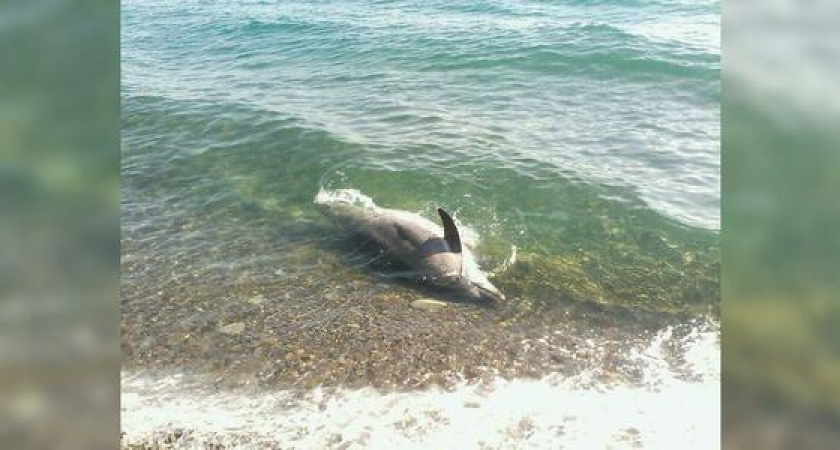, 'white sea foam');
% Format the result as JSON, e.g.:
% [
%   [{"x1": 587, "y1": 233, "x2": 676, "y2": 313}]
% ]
[
  {"x1": 315, "y1": 188, "x2": 379, "y2": 210},
  {"x1": 121, "y1": 323, "x2": 719, "y2": 449}
]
